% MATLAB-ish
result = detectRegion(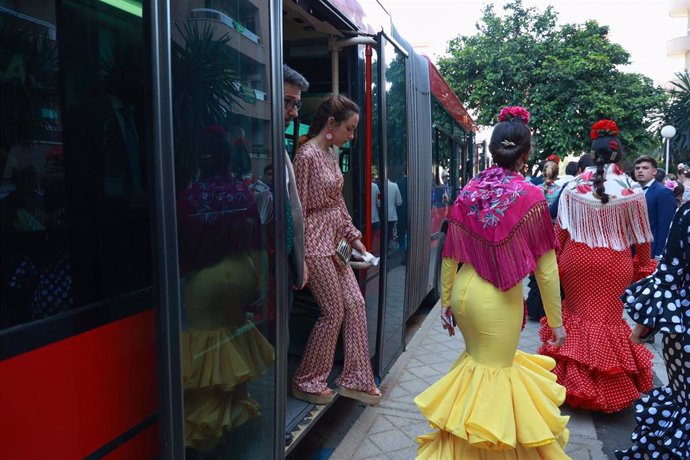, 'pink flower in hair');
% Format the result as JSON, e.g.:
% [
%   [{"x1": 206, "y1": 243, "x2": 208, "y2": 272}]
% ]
[
  {"x1": 498, "y1": 106, "x2": 530, "y2": 124},
  {"x1": 665, "y1": 180, "x2": 678, "y2": 191}
]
